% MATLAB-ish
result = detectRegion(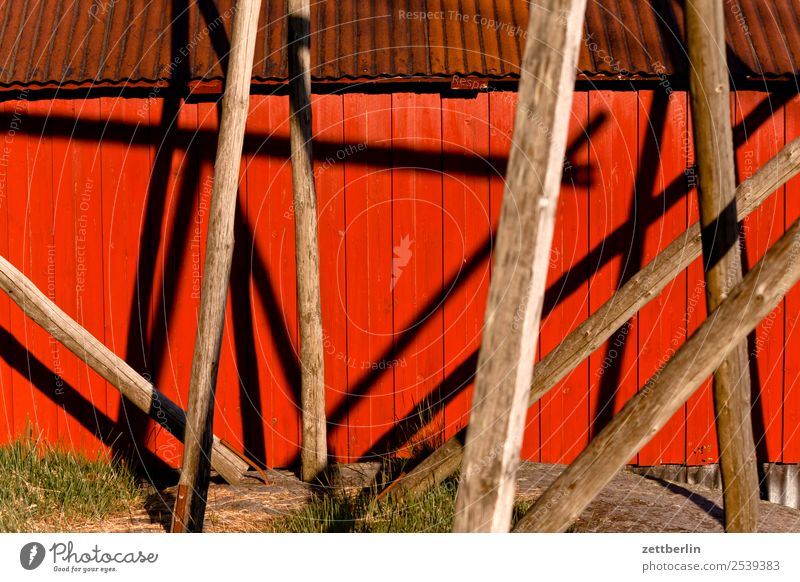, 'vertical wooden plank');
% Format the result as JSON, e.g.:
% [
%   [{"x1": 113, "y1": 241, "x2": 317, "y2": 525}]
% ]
[
  {"x1": 441, "y1": 93, "x2": 491, "y2": 443},
  {"x1": 685, "y1": 95, "x2": 718, "y2": 466},
  {"x1": 637, "y1": 89, "x2": 688, "y2": 466},
  {"x1": 312, "y1": 94, "x2": 348, "y2": 462},
  {"x1": 5, "y1": 98, "x2": 35, "y2": 440},
  {"x1": 0, "y1": 101, "x2": 13, "y2": 443},
  {"x1": 245, "y1": 94, "x2": 275, "y2": 467},
  {"x1": 539, "y1": 91, "x2": 590, "y2": 464},
  {"x1": 153, "y1": 100, "x2": 203, "y2": 467},
  {"x1": 343, "y1": 93, "x2": 394, "y2": 461},
  {"x1": 101, "y1": 97, "x2": 158, "y2": 461},
  {"x1": 26, "y1": 99, "x2": 58, "y2": 442},
  {"x1": 240, "y1": 95, "x2": 269, "y2": 467},
  {"x1": 391, "y1": 92, "x2": 444, "y2": 456},
  {"x1": 274, "y1": 92, "x2": 301, "y2": 469},
  {"x1": 50, "y1": 99, "x2": 88, "y2": 452},
  {"x1": 142, "y1": 97, "x2": 175, "y2": 466},
  {"x1": 587, "y1": 90, "x2": 639, "y2": 457},
  {"x1": 735, "y1": 90, "x2": 785, "y2": 463},
  {"x1": 248, "y1": 93, "x2": 300, "y2": 469},
  {"x1": 785, "y1": 93, "x2": 800, "y2": 463},
  {"x1": 488, "y1": 92, "x2": 513, "y2": 260},
  {"x1": 71, "y1": 97, "x2": 108, "y2": 458}
]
